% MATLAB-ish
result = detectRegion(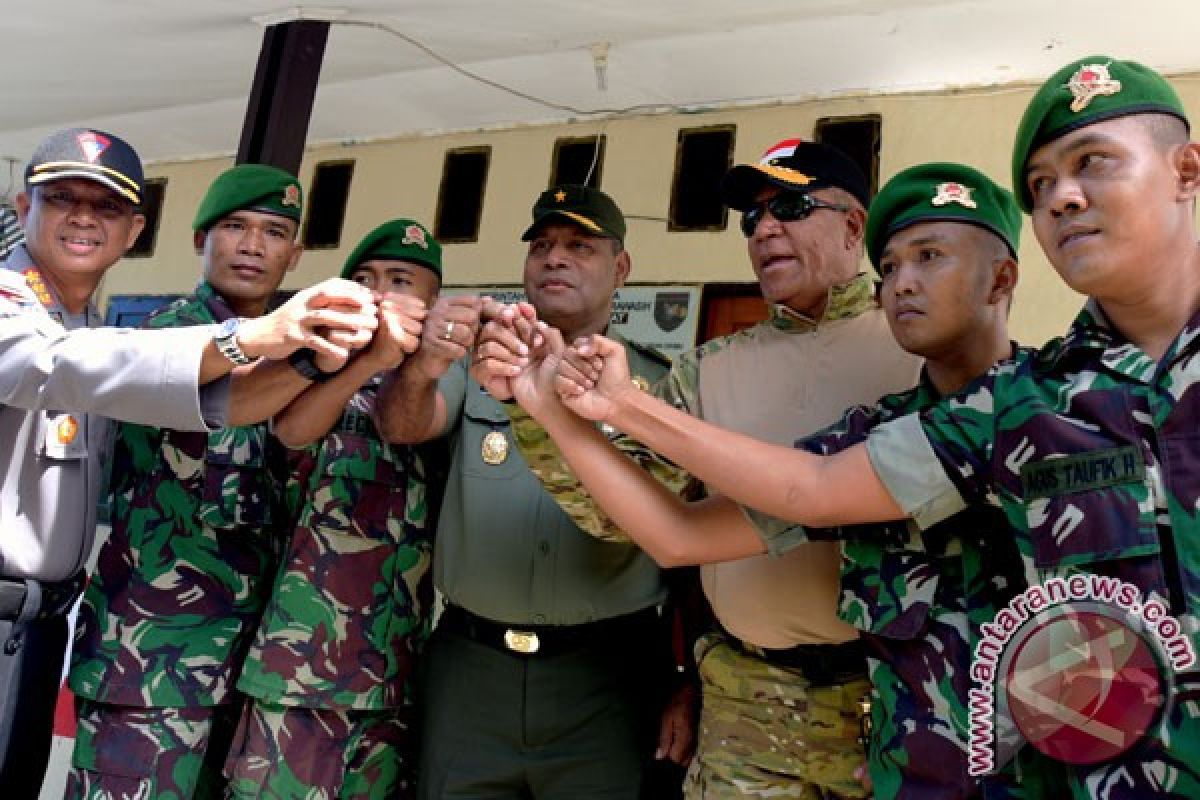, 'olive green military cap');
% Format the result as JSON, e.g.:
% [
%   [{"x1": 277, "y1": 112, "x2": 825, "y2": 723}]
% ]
[
  {"x1": 521, "y1": 184, "x2": 626, "y2": 243},
  {"x1": 341, "y1": 218, "x2": 442, "y2": 280},
  {"x1": 192, "y1": 164, "x2": 304, "y2": 232},
  {"x1": 866, "y1": 162, "x2": 1021, "y2": 268},
  {"x1": 1012, "y1": 56, "x2": 1189, "y2": 212}
]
